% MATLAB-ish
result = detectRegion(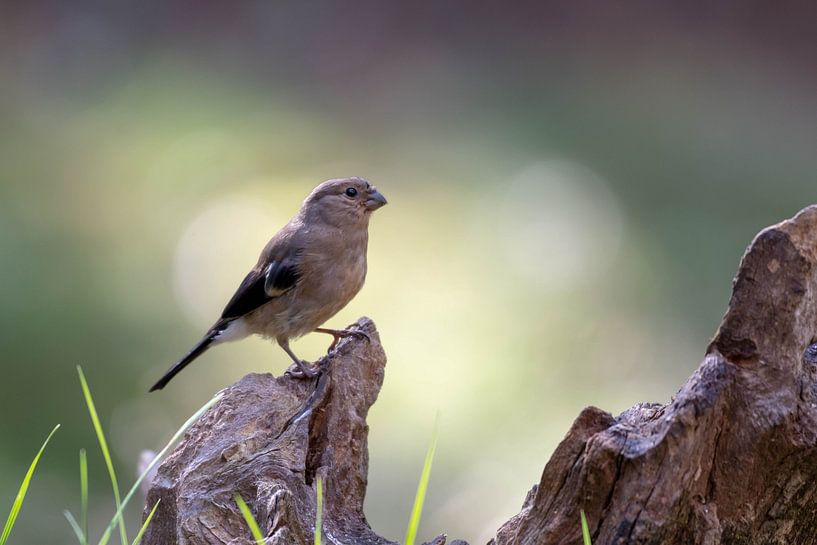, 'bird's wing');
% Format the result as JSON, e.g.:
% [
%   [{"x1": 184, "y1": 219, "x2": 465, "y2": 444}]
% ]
[{"x1": 219, "y1": 247, "x2": 302, "y2": 320}]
